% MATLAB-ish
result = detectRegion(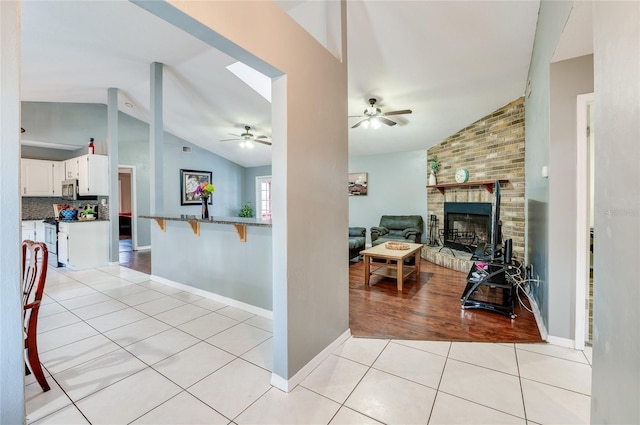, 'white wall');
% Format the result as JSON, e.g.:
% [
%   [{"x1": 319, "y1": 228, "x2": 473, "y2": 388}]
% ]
[{"x1": 349, "y1": 150, "x2": 428, "y2": 244}]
